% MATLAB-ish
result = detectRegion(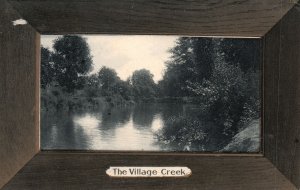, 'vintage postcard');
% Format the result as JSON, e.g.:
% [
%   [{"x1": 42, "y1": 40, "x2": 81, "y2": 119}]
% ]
[{"x1": 40, "y1": 35, "x2": 261, "y2": 152}]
